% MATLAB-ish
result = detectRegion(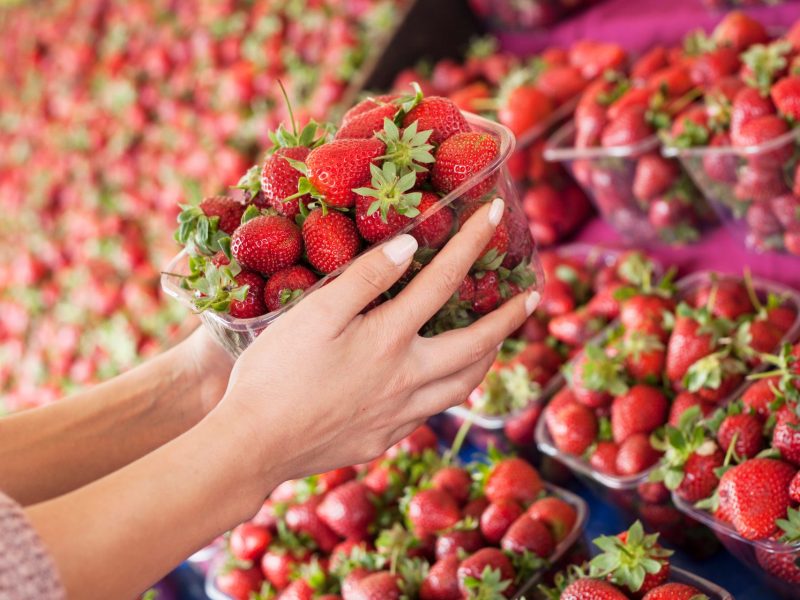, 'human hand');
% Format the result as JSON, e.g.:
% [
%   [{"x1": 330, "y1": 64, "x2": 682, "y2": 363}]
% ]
[
  {"x1": 219, "y1": 198, "x2": 541, "y2": 485},
  {"x1": 176, "y1": 325, "x2": 235, "y2": 416}
]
